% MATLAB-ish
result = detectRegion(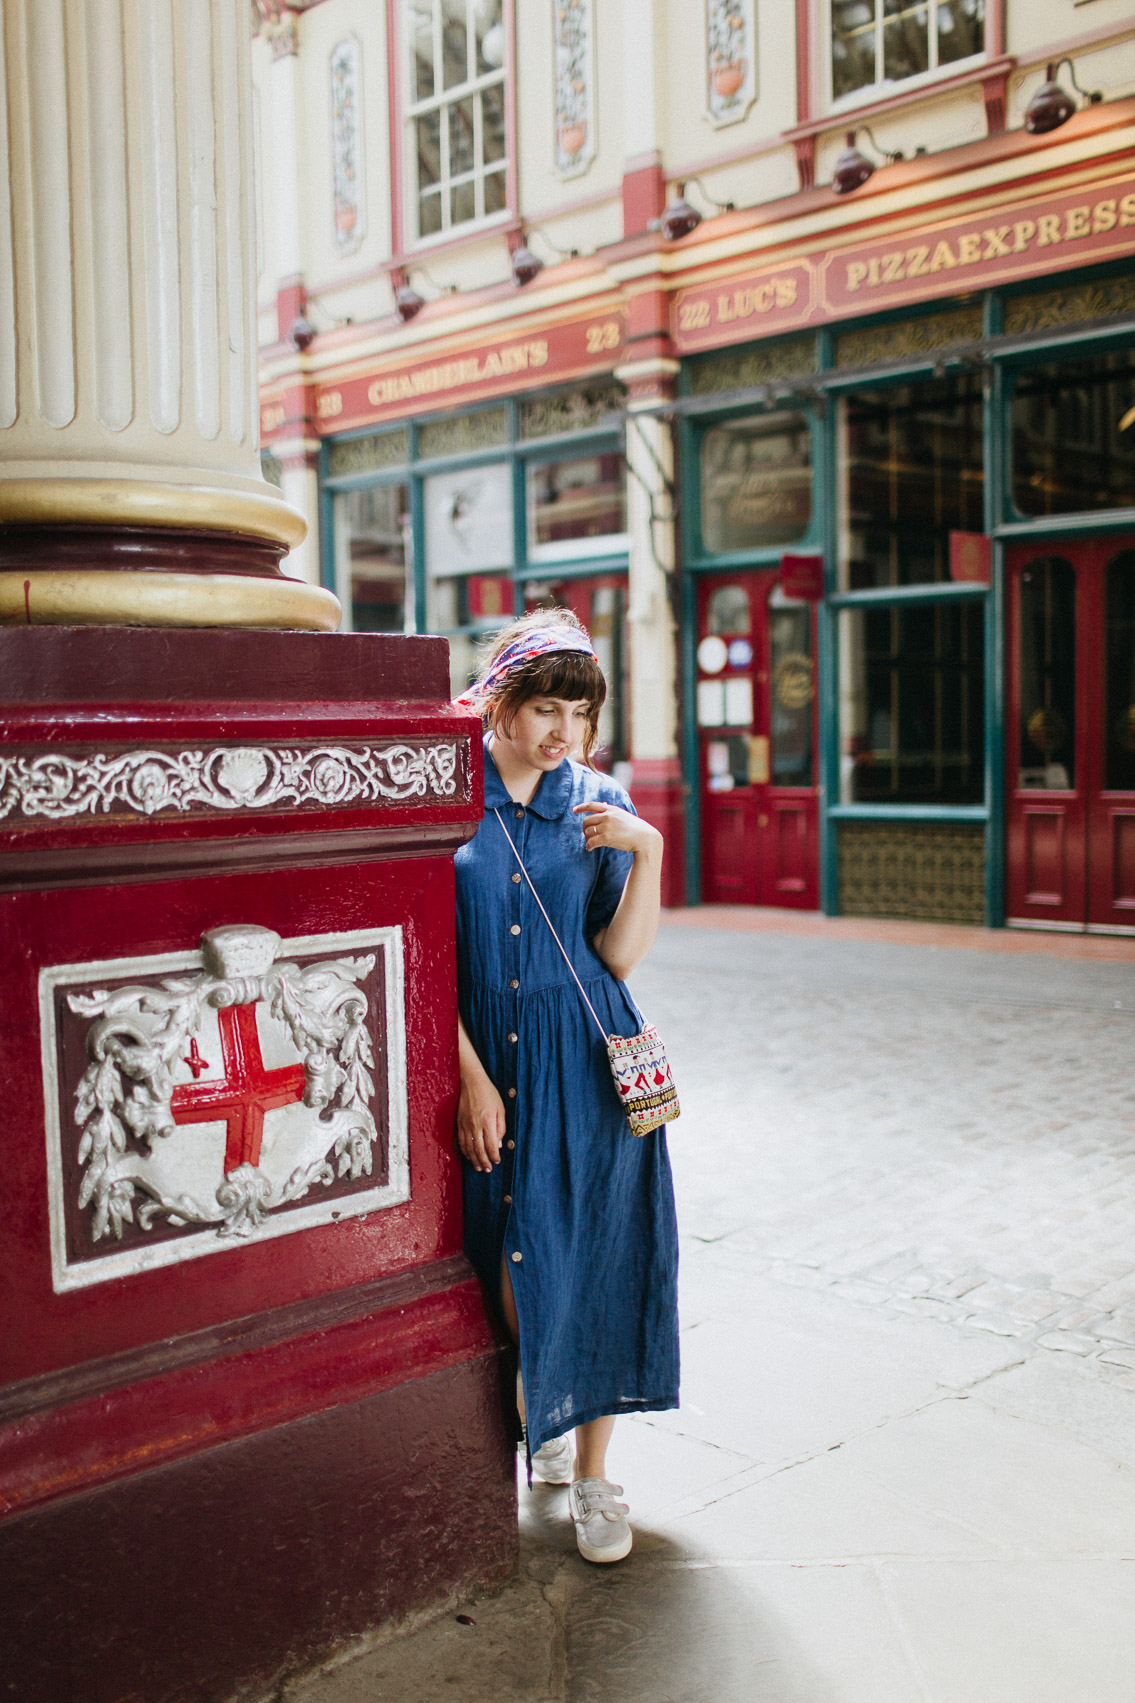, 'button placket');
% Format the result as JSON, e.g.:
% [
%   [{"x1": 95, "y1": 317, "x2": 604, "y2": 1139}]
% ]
[{"x1": 501, "y1": 803, "x2": 525, "y2": 1272}]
